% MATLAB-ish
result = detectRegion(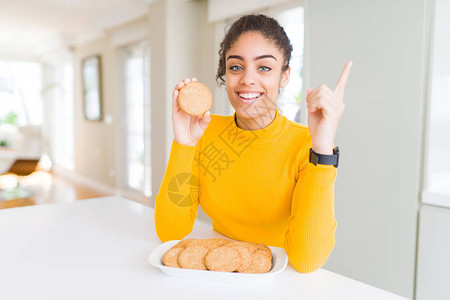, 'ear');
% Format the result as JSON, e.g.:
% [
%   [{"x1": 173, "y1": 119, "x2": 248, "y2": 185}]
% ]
[{"x1": 280, "y1": 67, "x2": 291, "y2": 88}]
